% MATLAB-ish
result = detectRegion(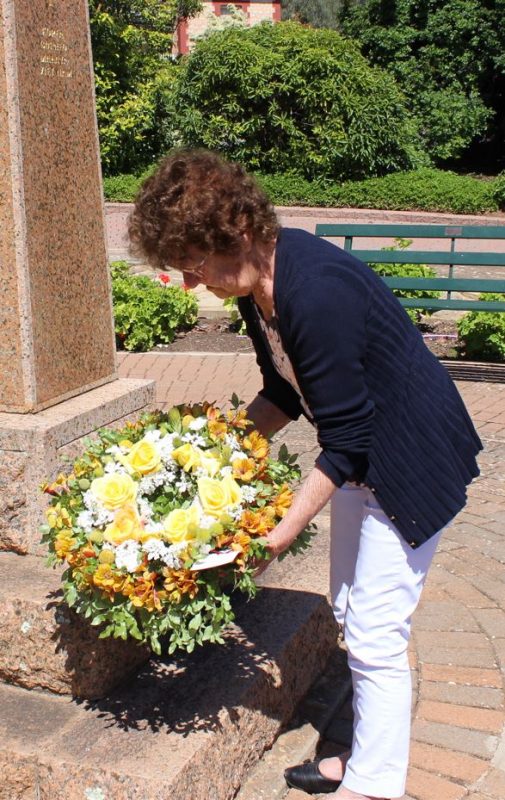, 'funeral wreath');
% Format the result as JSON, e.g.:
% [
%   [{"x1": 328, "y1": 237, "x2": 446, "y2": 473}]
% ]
[{"x1": 41, "y1": 398, "x2": 315, "y2": 655}]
